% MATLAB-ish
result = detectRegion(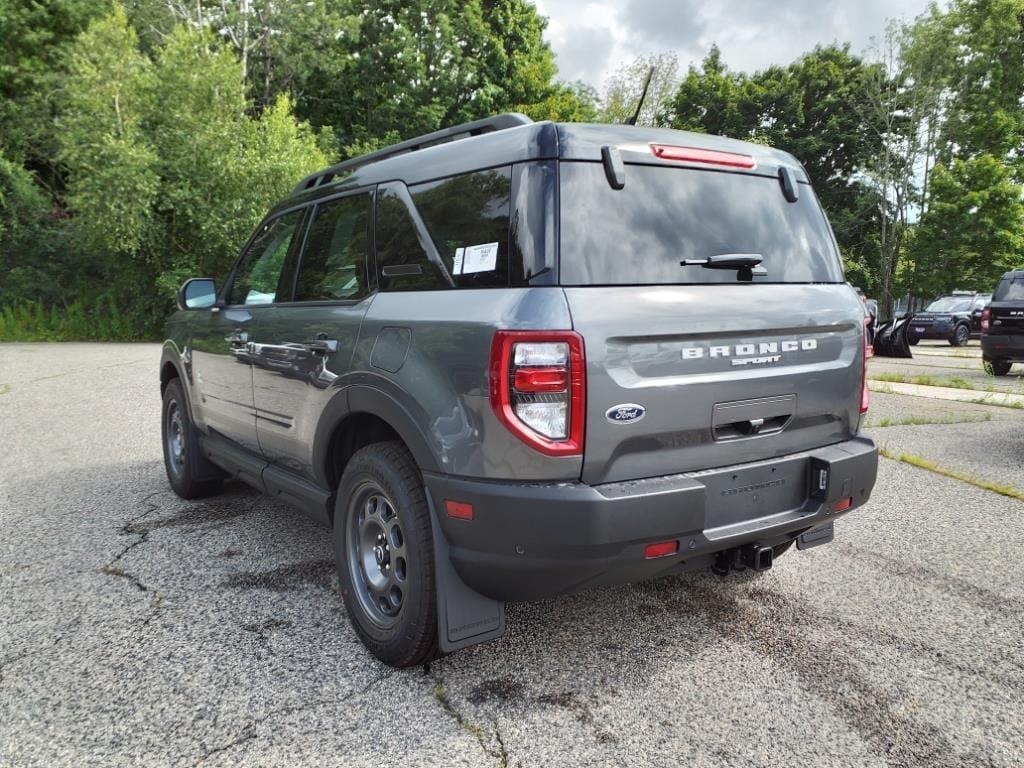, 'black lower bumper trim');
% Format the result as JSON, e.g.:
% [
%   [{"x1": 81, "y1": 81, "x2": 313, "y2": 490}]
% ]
[{"x1": 424, "y1": 437, "x2": 877, "y2": 602}]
